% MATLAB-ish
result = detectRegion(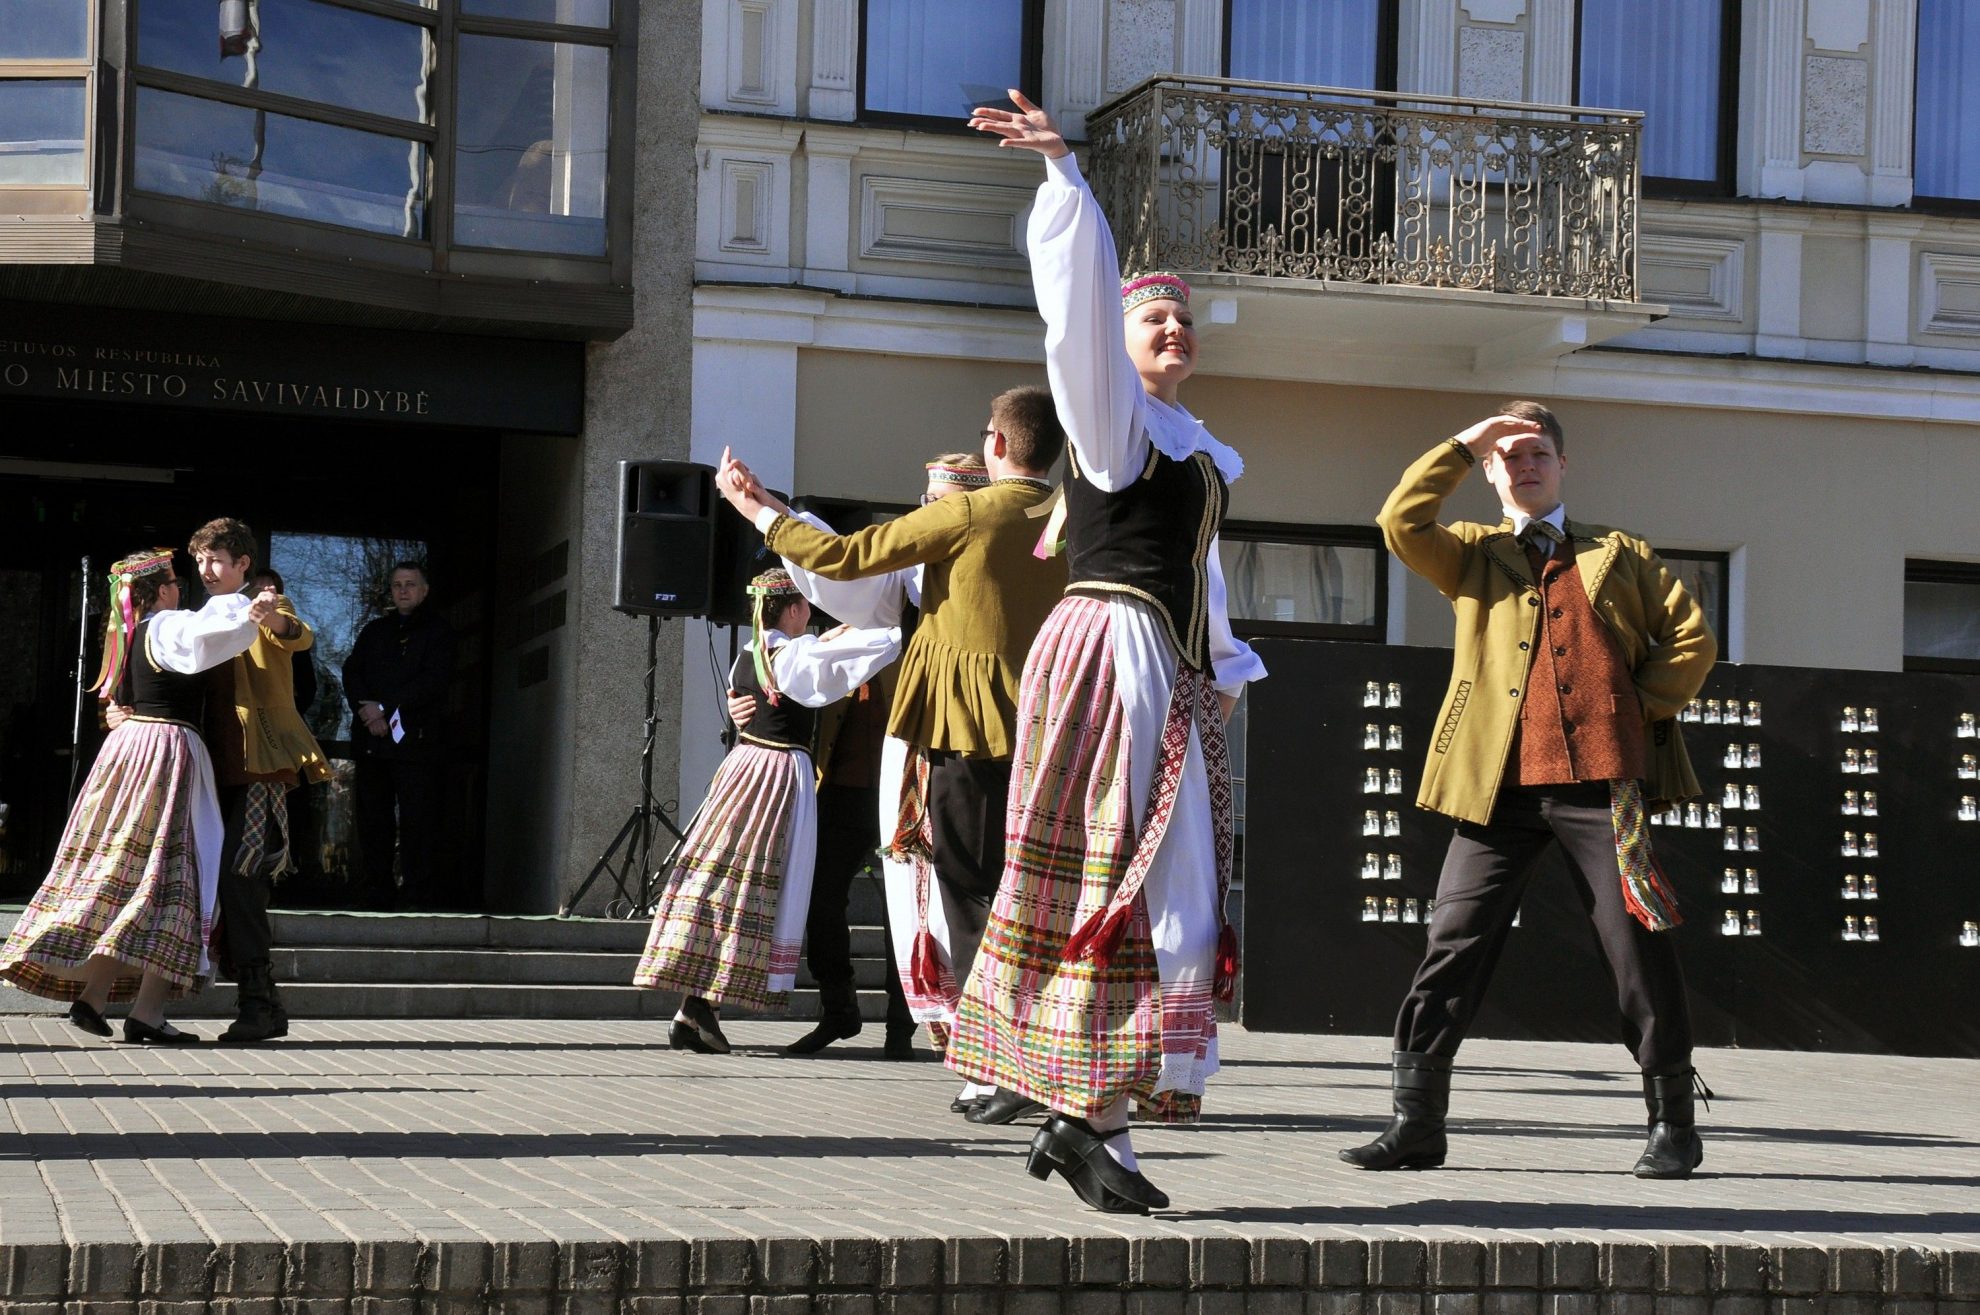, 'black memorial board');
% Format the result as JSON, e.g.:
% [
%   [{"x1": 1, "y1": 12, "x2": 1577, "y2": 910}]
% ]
[{"x1": 1241, "y1": 639, "x2": 1980, "y2": 1058}]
